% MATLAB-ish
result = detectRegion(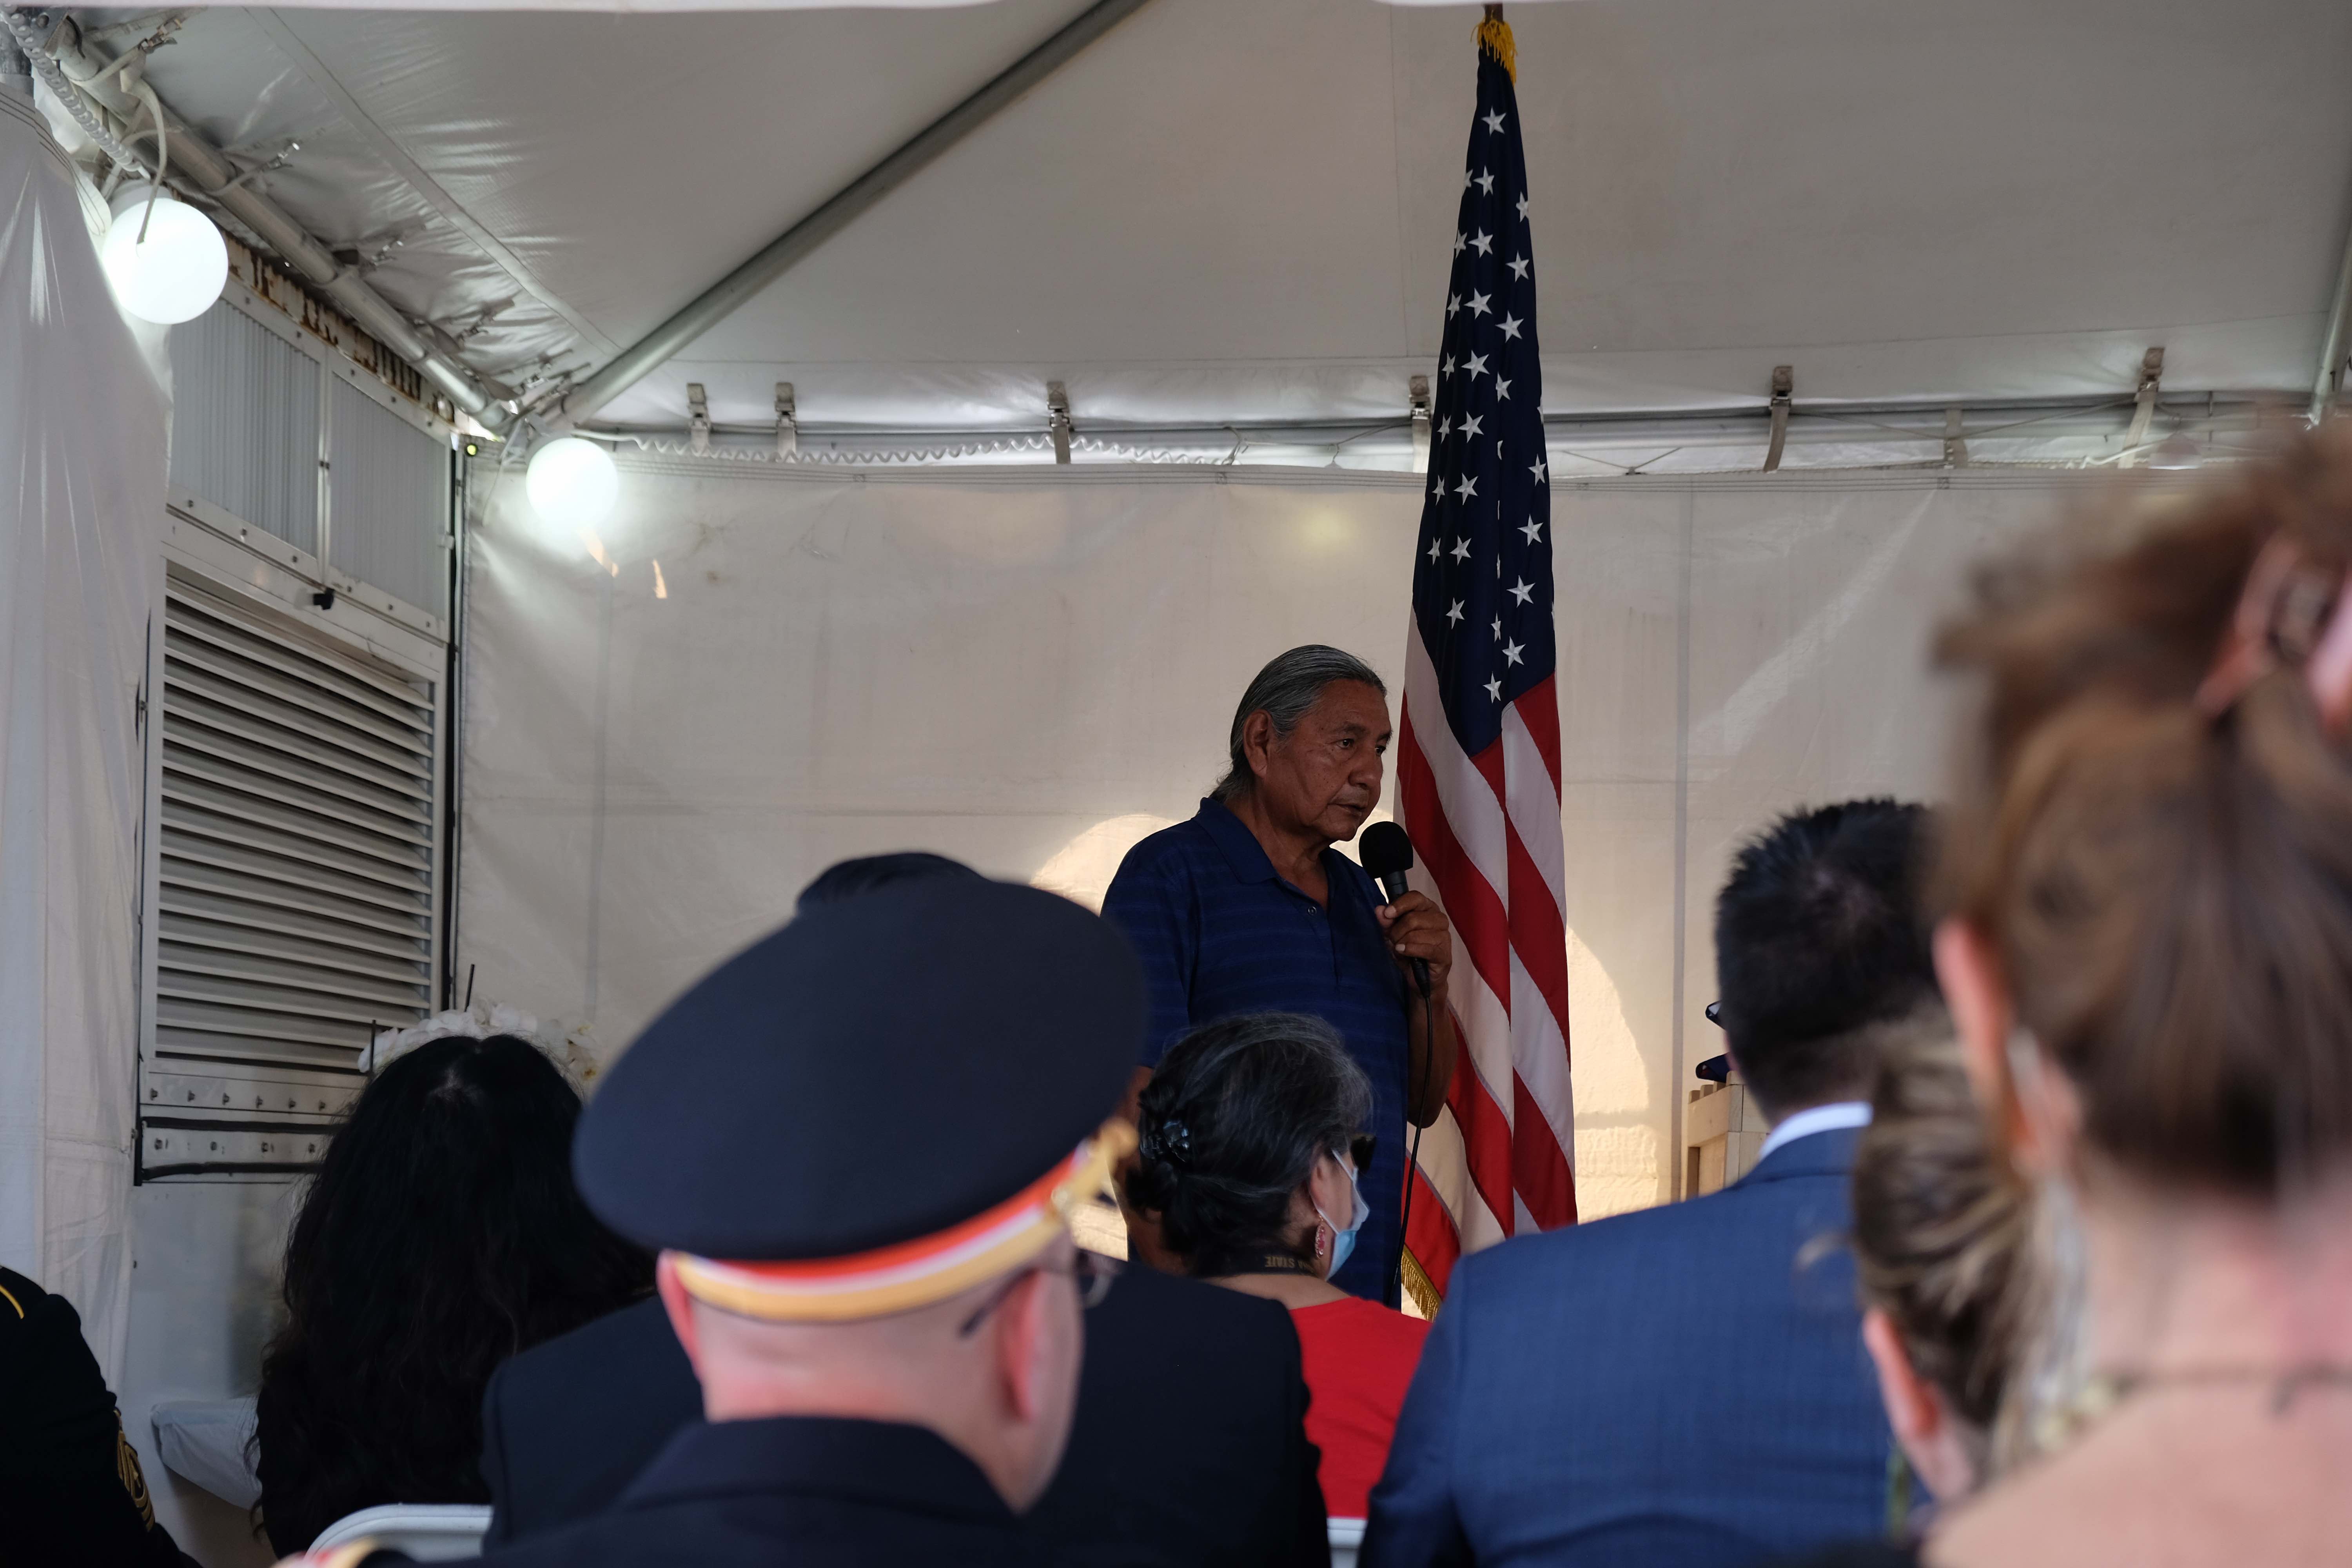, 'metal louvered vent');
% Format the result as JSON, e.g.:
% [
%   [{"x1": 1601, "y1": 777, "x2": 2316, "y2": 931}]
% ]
[{"x1": 143, "y1": 582, "x2": 439, "y2": 1164}]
